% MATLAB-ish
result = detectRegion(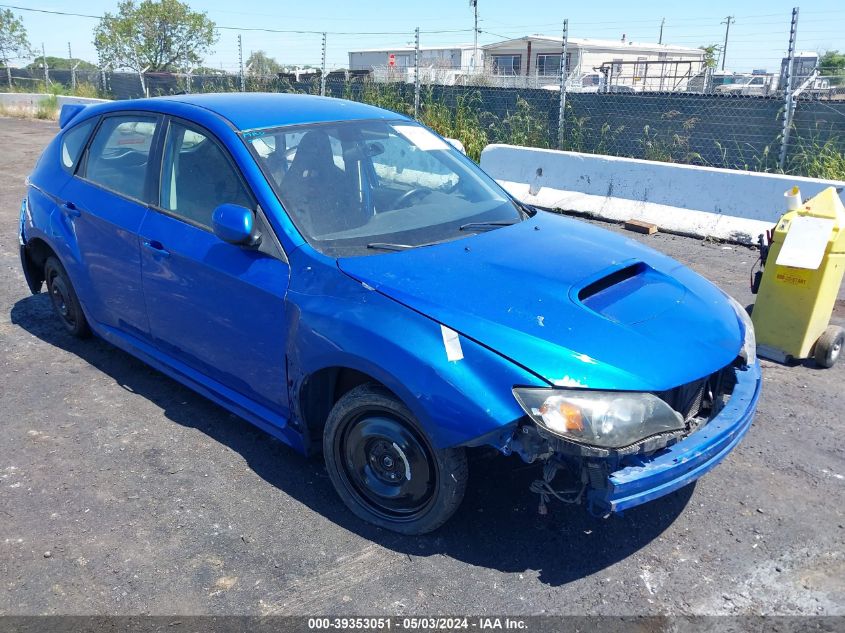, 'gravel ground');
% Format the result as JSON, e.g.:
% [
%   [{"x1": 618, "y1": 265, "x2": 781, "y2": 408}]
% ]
[{"x1": 0, "y1": 116, "x2": 843, "y2": 616}]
